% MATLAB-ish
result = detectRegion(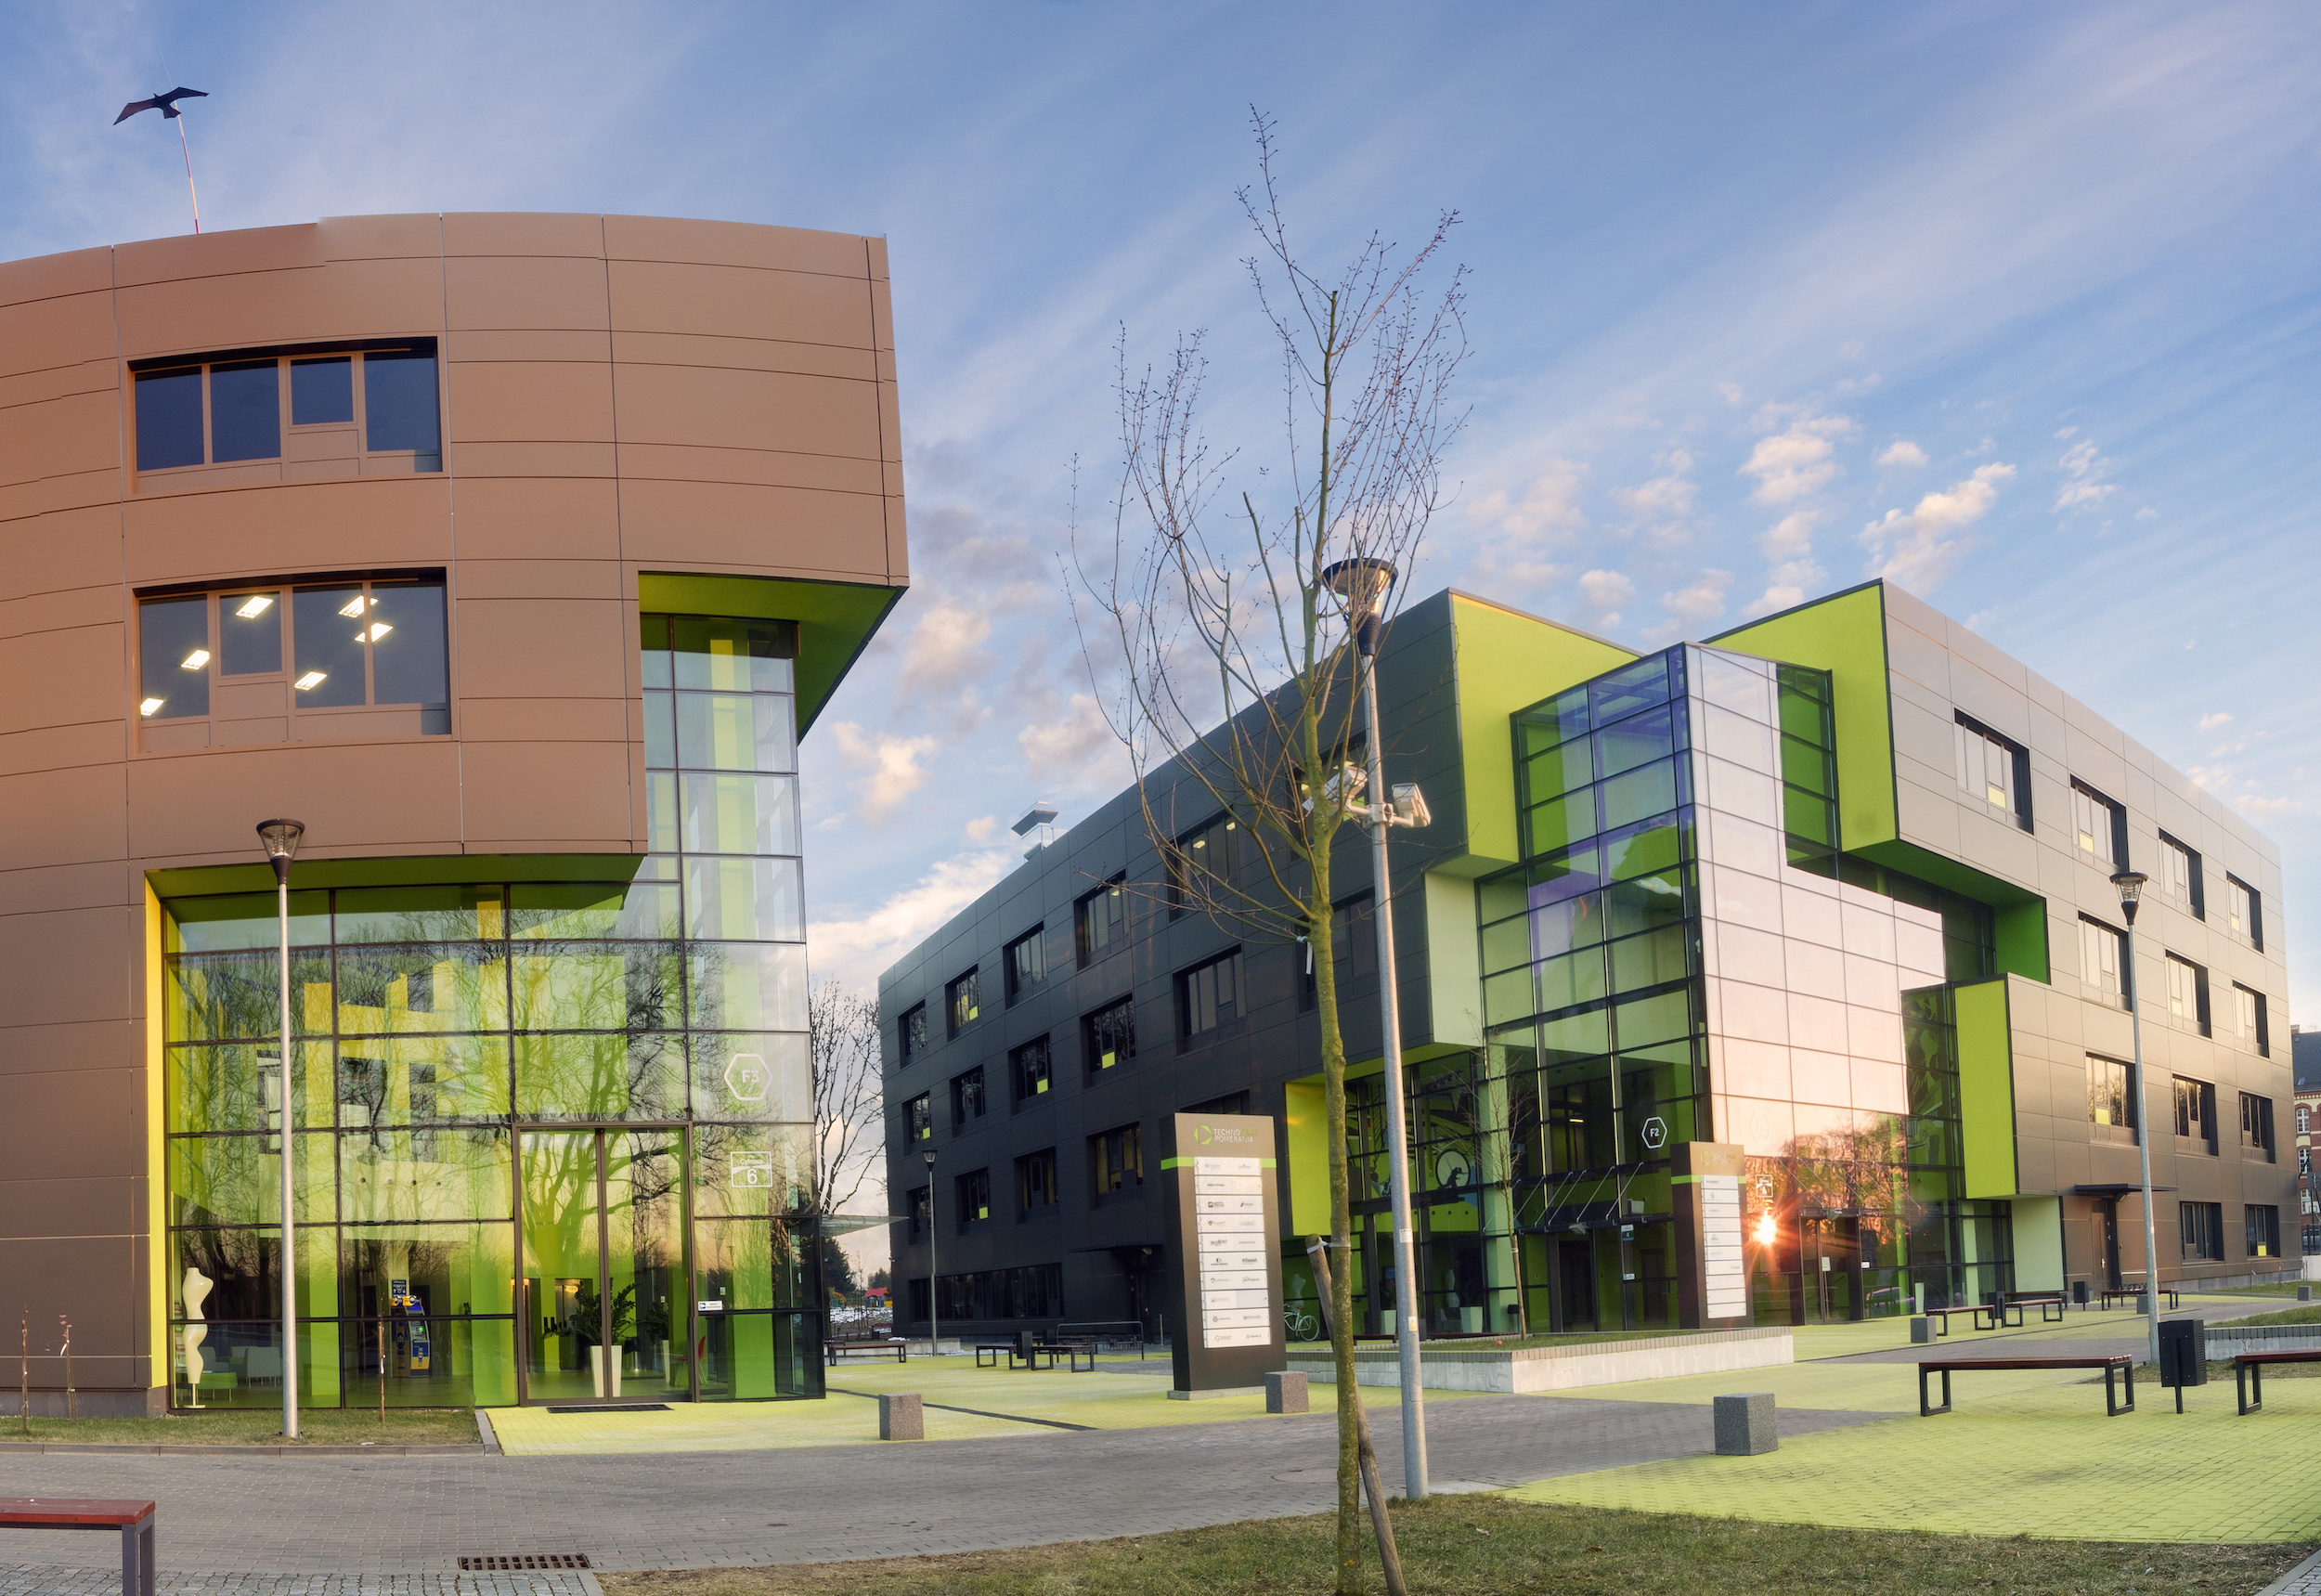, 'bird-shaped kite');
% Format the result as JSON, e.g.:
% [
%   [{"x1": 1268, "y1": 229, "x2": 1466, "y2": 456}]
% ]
[
  {"x1": 115, "y1": 86, "x2": 209, "y2": 233},
  {"x1": 114, "y1": 85, "x2": 206, "y2": 123}
]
